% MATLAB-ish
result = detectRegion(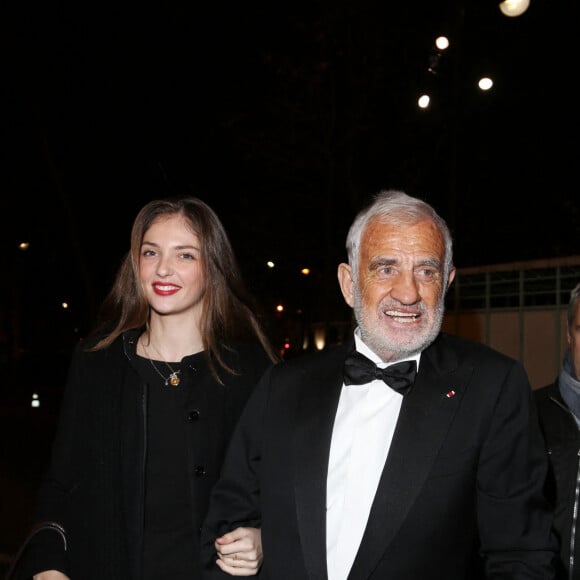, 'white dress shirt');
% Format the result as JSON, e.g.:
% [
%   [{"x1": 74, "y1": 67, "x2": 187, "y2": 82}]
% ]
[{"x1": 326, "y1": 331, "x2": 420, "y2": 580}]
